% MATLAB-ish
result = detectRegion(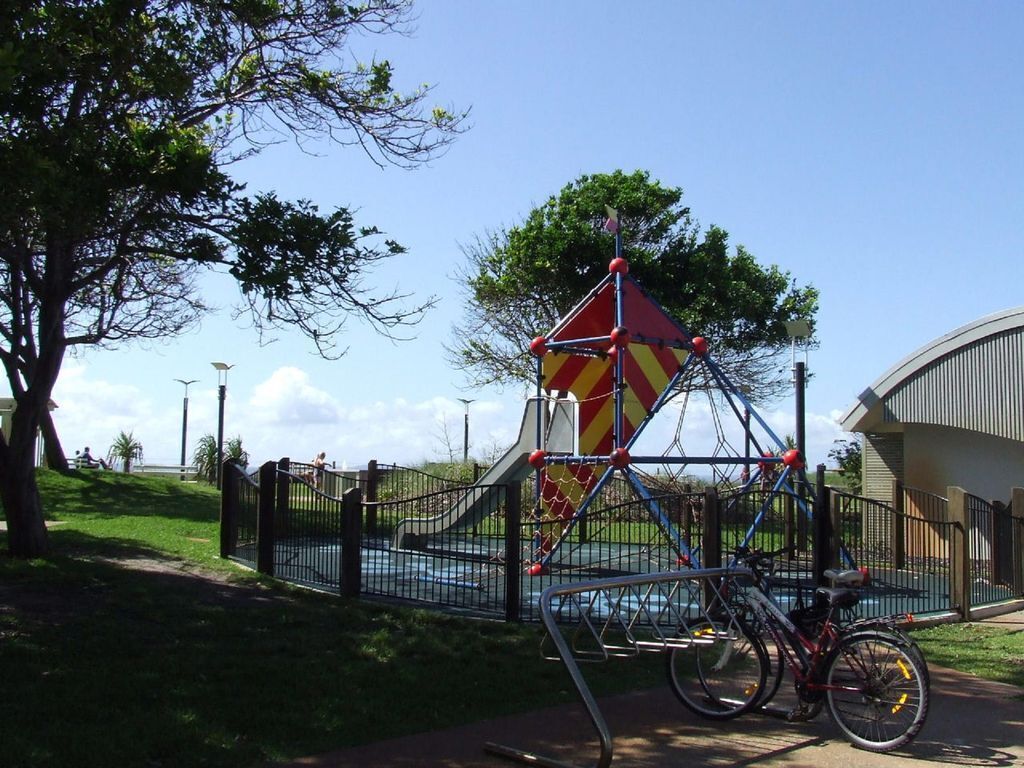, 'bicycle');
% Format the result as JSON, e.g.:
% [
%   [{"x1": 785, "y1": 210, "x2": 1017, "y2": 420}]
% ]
[{"x1": 667, "y1": 547, "x2": 930, "y2": 752}]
